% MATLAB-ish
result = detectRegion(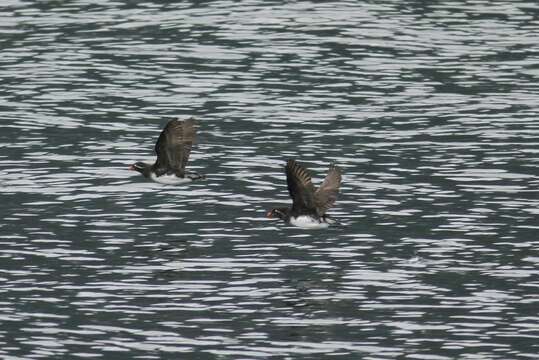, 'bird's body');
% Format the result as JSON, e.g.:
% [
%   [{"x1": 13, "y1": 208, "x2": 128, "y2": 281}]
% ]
[
  {"x1": 289, "y1": 215, "x2": 334, "y2": 229},
  {"x1": 267, "y1": 159, "x2": 342, "y2": 229},
  {"x1": 130, "y1": 118, "x2": 204, "y2": 184},
  {"x1": 148, "y1": 172, "x2": 202, "y2": 185}
]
